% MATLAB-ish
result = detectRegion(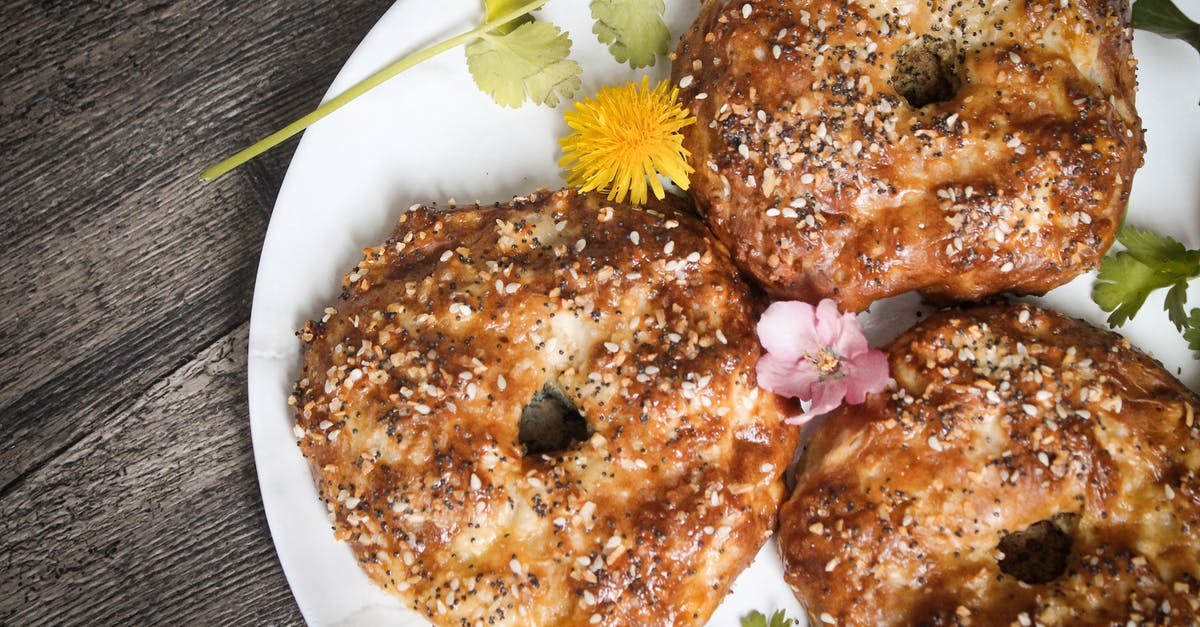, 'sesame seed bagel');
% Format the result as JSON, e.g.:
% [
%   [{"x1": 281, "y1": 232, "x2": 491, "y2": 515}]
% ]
[
  {"x1": 779, "y1": 303, "x2": 1200, "y2": 624},
  {"x1": 672, "y1": 0, "x2": 1144, "y2": 311},
  {"x1": 291, "y1": 189, "x2": 799, "y2": 626}
]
